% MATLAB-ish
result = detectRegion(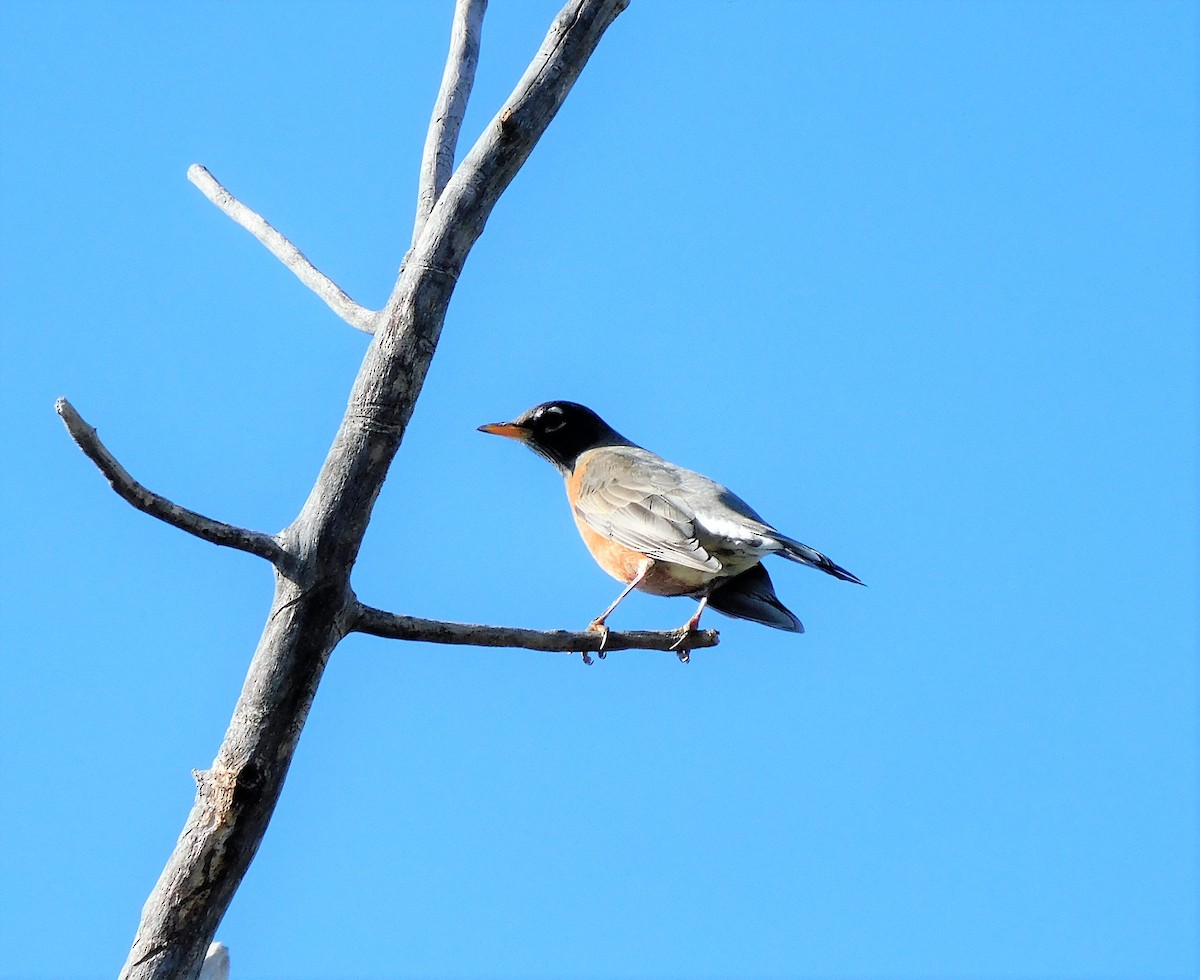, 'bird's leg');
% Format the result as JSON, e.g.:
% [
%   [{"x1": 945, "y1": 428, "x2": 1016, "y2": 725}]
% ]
[
  {"x1": 670, "y1": 595, "x2": 710, "y2": 663},
  {"x1": 587, "y1": 558, "x2": 654, "y2": 659}
]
